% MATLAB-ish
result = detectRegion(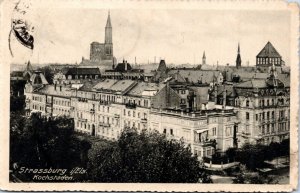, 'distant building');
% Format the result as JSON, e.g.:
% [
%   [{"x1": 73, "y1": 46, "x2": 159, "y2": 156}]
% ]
[
  {"x1": 256, "y1": 41, "x2": 284, "y2": 67},
  {"x1": 53, "y1": 67, "x2": 101, "y2": 84},
  {"x1": 79, "y1": 11, "x2": 116, "y2": 67},
  {"x1": 211, "y1": 66, "x2": 290, "y2": 146},
  {"x1": 102, "y1": 60, "x2": 145, "y2": 80}
]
